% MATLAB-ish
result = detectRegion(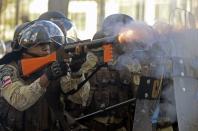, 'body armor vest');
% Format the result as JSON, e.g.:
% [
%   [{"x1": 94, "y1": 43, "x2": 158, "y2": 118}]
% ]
[{"x1": 88, "y1": 66, "x2": 132, "y2": 117}]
